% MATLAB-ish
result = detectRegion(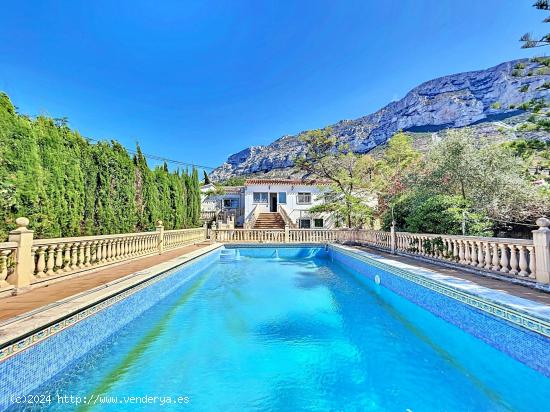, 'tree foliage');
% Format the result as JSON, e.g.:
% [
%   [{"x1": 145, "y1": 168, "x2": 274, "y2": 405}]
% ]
[
  {"x1": 294, "y1": 128, "x2": 375, "y2": 228},
  {"x1": 521, "y1": 1, "x2": 550, "y2": 48},
  {"x1": 0, "y1": 93, "x2": 201, "y2": 240}
]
